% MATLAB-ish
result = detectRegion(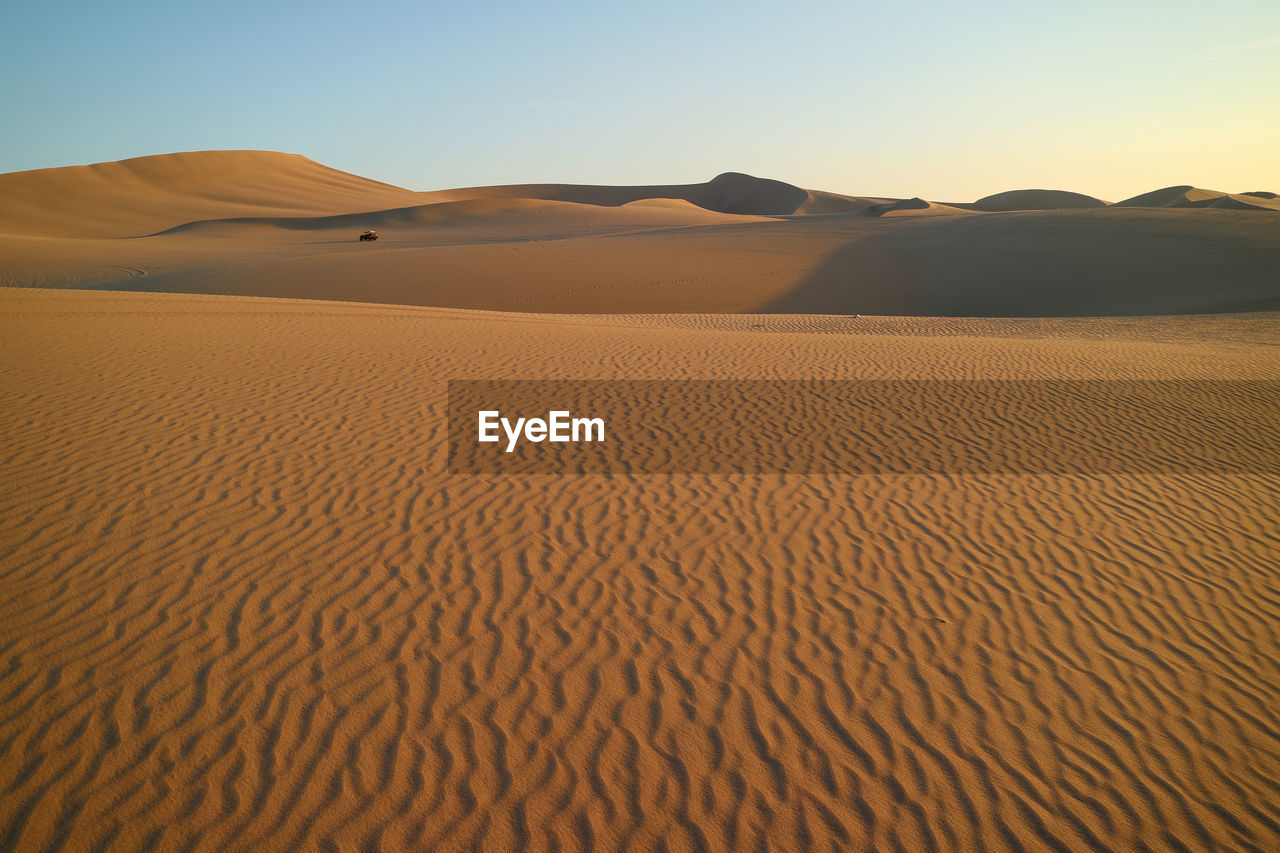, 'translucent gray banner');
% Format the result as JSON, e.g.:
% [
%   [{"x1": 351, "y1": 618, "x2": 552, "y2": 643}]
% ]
[{"x1": 447, "y1": 380, "x2": 1280, "y2": 474}]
